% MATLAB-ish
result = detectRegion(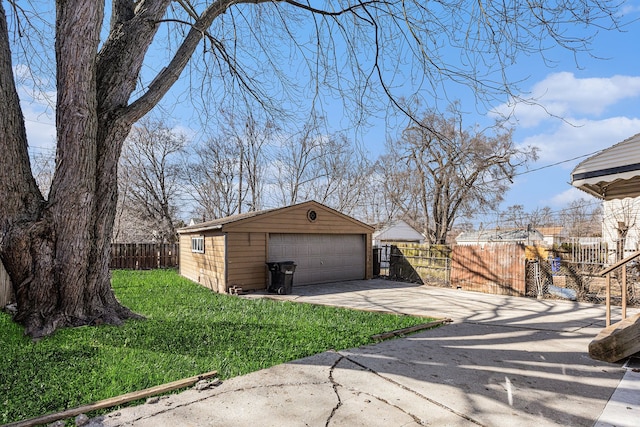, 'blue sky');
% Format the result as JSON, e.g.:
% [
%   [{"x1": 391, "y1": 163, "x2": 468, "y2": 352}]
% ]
[
  {"x1": 18, "y1": 2, "x2": 640, "y2": 227},
  {"x1": 460, "y1": 3, "x2": 640, "y2": 227},
  {"x1": 491, "y1": 16, "x2": 640, "y2": 215}
]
